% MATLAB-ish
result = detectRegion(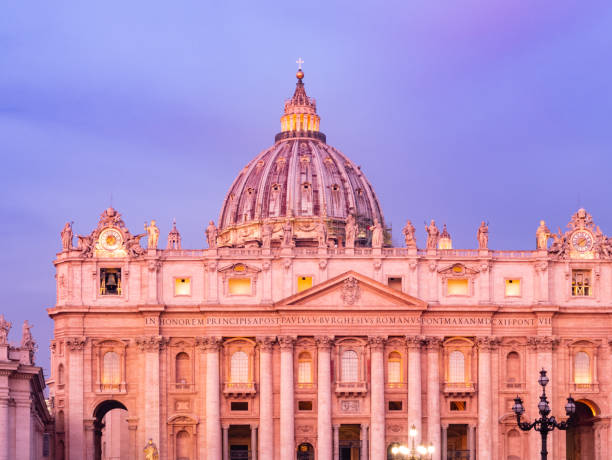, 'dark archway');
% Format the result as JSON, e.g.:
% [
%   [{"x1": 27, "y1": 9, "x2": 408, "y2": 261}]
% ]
[
  {"x1": 566, "y1": 400, "x2": 596, "y2": 460},
  {"x1": 93, "y1": 400, "x2": 128, "y2": 460},
  {"x1": 297, "y1": 442, "x2": 314, "y2": 460}
]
